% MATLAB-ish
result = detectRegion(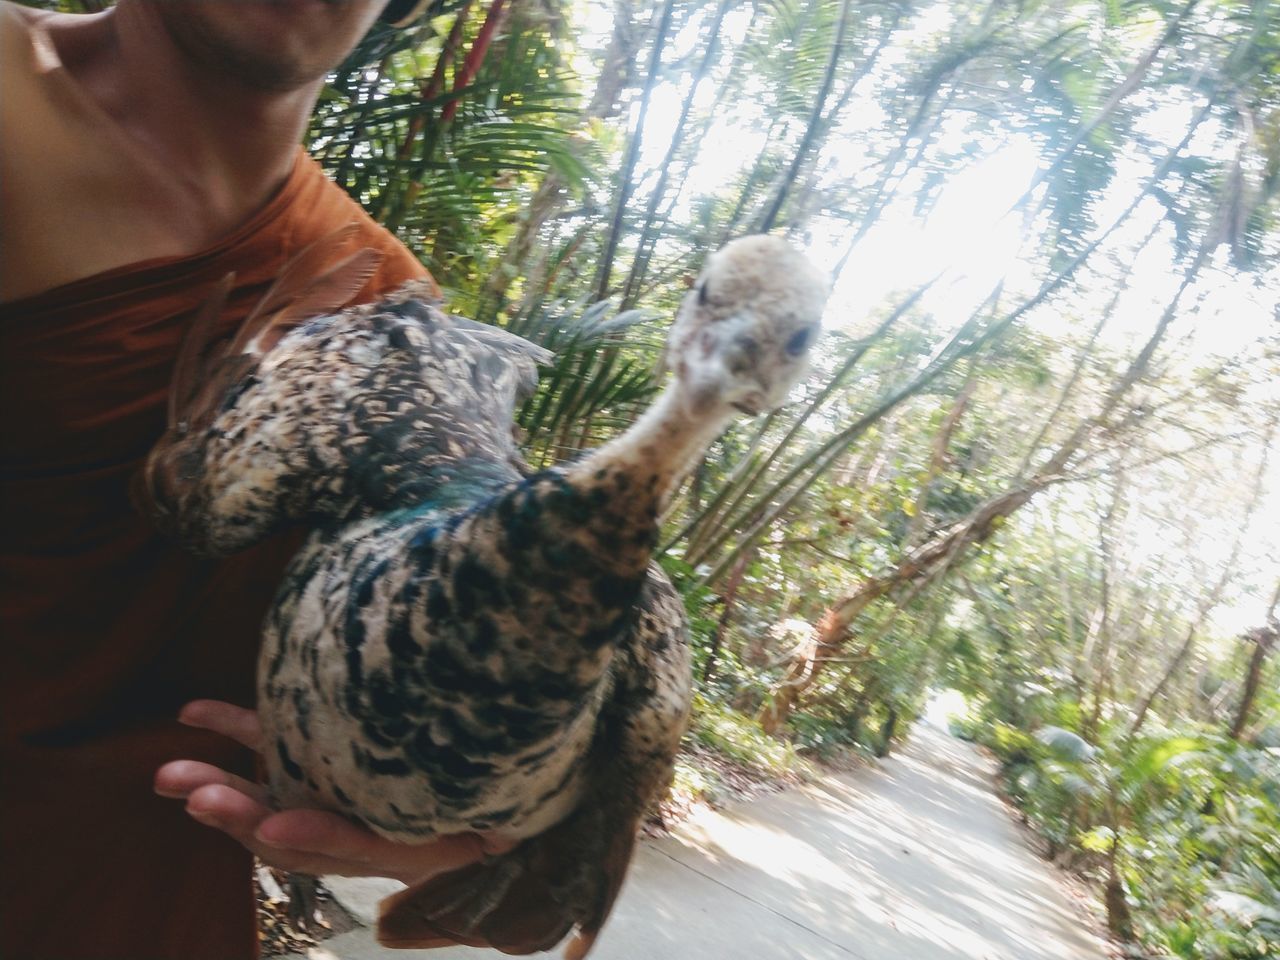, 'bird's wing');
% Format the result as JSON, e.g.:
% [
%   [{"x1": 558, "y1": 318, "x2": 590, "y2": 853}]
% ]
[
  {"x1": 375, "y1": 567, "x2": 692, "y2": 959},
  {"x1": 227, "y1": 222, "x2": 381, "y2": 357},
  {"x1": 138, "y1": 241, "x2": 552, "y2": 553},
  {"x1": 339, "y1": 292, "x2": 551, "y2": 515},
  {"x1": 138, "y1": 227, "x2": 384, "y2": 550}
]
